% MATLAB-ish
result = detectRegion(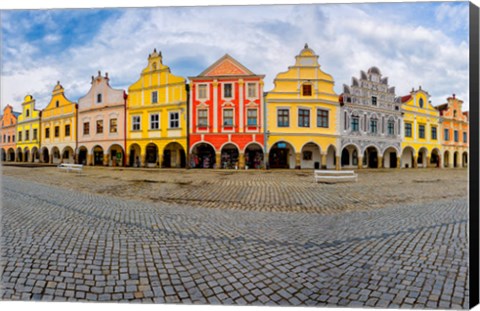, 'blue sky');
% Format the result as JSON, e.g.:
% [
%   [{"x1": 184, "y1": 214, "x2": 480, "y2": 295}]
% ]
[{"x1": 0, "y1": 1, "x2": 470, "y2": 112}]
